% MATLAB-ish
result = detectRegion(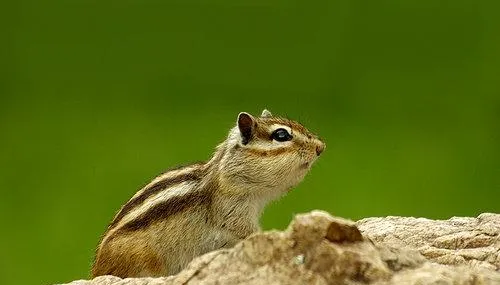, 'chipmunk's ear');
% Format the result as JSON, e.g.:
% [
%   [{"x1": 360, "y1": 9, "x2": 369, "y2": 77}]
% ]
[
  {"x1": 261, "y1": 109, "x2": 272, "y2": 118},
  {"x1": 237, "y1": 112, "x2": 256, "y2": 145}
]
